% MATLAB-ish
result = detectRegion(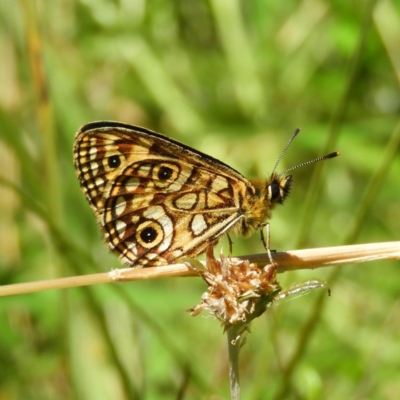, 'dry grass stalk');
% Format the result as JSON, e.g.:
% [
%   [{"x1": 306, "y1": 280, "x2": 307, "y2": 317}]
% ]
[{"x1": 0, "y1": 242, "x2": 398, "y2": 297}]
